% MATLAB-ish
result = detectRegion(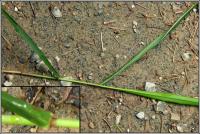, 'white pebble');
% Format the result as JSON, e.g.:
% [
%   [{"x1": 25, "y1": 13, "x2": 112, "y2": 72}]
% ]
[
  {"x1": 132, "y1": 20, "x2": 138, "y2": 26},
  {"x1": 14, "y1": 7, "x2": 18, "y2": 12},
  {"x1": 159, "y1": 76, "x2": 163, "y2": 80},
  {"x1": 127, "y1": 128, "x2": 130, "y2": 132},
  {"x1": 133, "y1": 28, "x2": 137, "y2": 33},
  {"x1": 136, "y1": 112, "x2": 145, "y2": 120},
  {"x1": 119, "y1": 98, "x2": 123, "y2": 103},
  {"x1": 131, "y1": 4, "x2": 135, "y2": 8},
  {"x1": 177, "y1": 124, "x2": 184, "y2": 132},
  {"x1": 145, "y1": 82, "x2": 156, "y2": 92},
  {"x1": 115, "y1": 114, "x2": 122, "y2": 125},
  {"x1": 60, "y1": 76, "x2": 72, "y2": 86},
  {"x1": 193, "y1": 8, "x2": 197, "y2": 12},
  {"x1": 182, "y1": 52, "x2": 192, "y2": 61},
  {"x1": 4, "y1": 81, "x2": 13, "y2": 86},
  {"x1": 151, "y1": 115, "x2": 156, "y2": 119},
  {"x1": 139, "y1": 42, "x2": 144, "y2": 45},
  {"x1": 115, "y1": 54, "x2": 120, "y2": 59},
  {"x1": 55, "y1": 56, "x2": 60, "y2": 62},
  {"x1": 52, "y1": 7, "x2": 62, "y2": 18}
]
